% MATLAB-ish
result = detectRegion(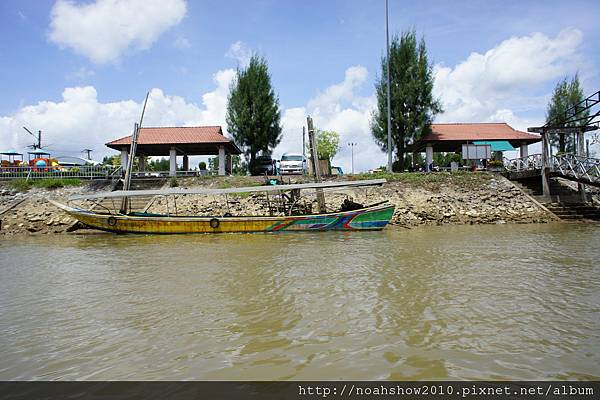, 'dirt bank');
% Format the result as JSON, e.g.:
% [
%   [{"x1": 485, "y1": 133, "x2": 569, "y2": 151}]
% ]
[{"x1": 0, "y1": 172, "x2": 552, "y2": 236}]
